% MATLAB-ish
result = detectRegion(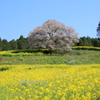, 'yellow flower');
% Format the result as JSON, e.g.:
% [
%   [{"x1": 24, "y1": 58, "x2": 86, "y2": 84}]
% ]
[
  {"x1": 81, "y1": 95, "x2": 88, "y2": 100},
  {"x1": 40, "y1": 87, "x2": 44, "y2": 90},
  {"x1": 14, "y1": 96, "x2": 18, "y2": 100},
  {"x1": 44, "y1": 96, "x2": 49, "y2": 100},
  {"x1": 60, "y1": 96, "x2": 66, "y2": 100},
  {"x1": 9, "y1": 89, "x2": 14, "y2": 91},
  {"x1": 34, "y1": 95, "x2": 39, "y2": 99},
  {"x1": 19, "y1": 96, "x2": 25, "y2": 100},
  {"x1": 45, "y1": 88, "x2": 50, "y2": 93},
  {"x1": 25, "y1": 89, "x2": 30, "y2": 92},
  {"x1": 69, "y1": 94, "x2": 75, "y2": 99},
  {"x1": 48, "y1": 82, "x2": 52, "y2": 87}
]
